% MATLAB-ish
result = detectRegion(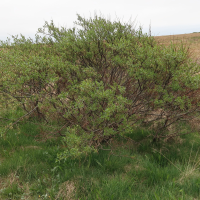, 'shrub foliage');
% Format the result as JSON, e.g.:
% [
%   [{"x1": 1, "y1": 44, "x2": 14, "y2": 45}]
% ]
[{"x1": 1, "y1": 14, "x2": 200, "y2": 160}]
